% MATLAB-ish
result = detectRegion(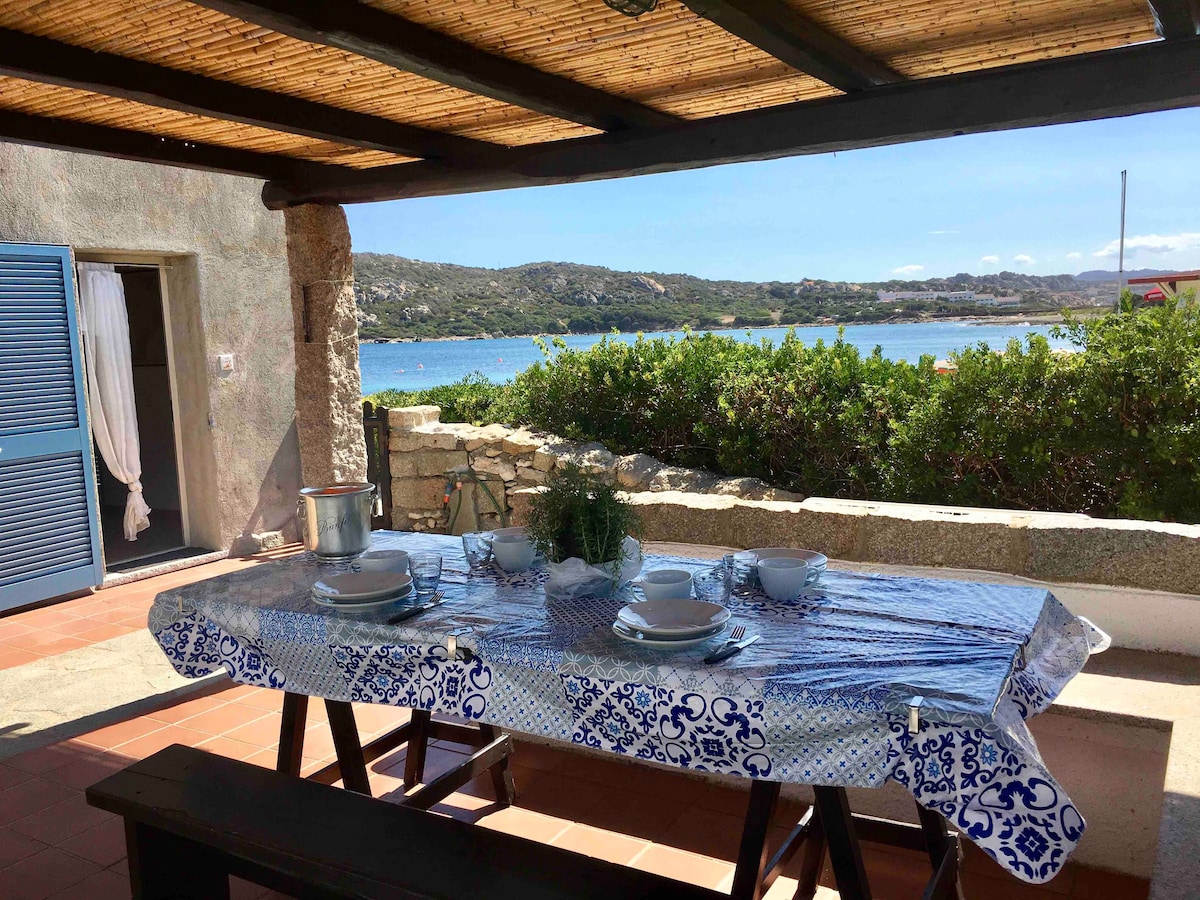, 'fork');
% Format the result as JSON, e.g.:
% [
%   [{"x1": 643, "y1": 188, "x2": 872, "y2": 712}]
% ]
[
  {"x1": 715, "y1": 624, "x2": 746, "y2": 651},
  {"x1": 386, "y1": 590, "x2": 445, "y2": 624}
]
